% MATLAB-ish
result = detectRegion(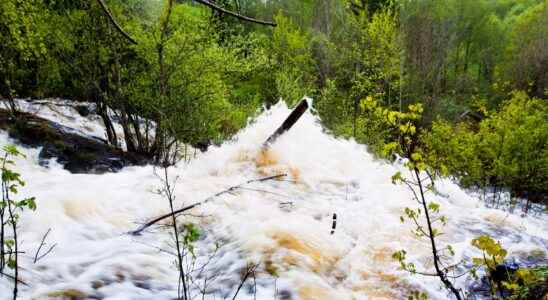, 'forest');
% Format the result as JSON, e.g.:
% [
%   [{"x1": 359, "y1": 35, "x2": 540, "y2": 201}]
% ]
[{"x1": 0, "y1": 0, "x2": 546, "y2": 299}]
